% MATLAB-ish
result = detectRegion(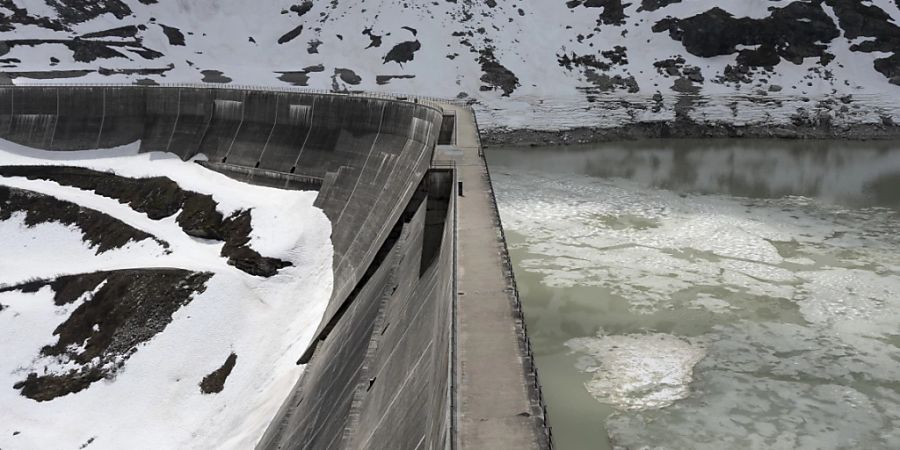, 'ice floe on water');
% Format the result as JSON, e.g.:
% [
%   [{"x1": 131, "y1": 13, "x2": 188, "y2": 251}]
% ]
[
  {"x1": 566, "y1": 333, "x2": 705, "y2": 411},
  {"x1": 606, "y1": 320, "x2": 900, "y2": 449},
  {"x1": 490, "y1": 143, "x2": 900, "y2": 449}
]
